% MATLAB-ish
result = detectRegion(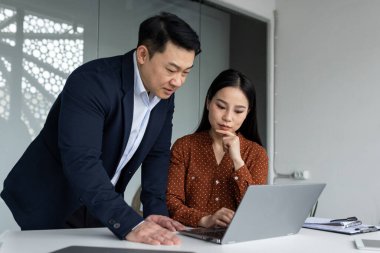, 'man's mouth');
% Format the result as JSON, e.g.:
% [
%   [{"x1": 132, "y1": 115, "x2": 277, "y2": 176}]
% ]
[{"x1": 162, "y1": 88, "x2": 175, "y2": 96}]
